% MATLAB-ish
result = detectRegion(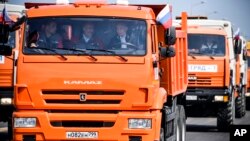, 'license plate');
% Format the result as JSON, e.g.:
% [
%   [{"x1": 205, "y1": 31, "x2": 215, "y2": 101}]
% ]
[
  {"x1": 66, "y1": 132, "x2": 98, "y2": 139},
  {"x1": 186, "y1": 95, "x2": 198, "y2": 100}
]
